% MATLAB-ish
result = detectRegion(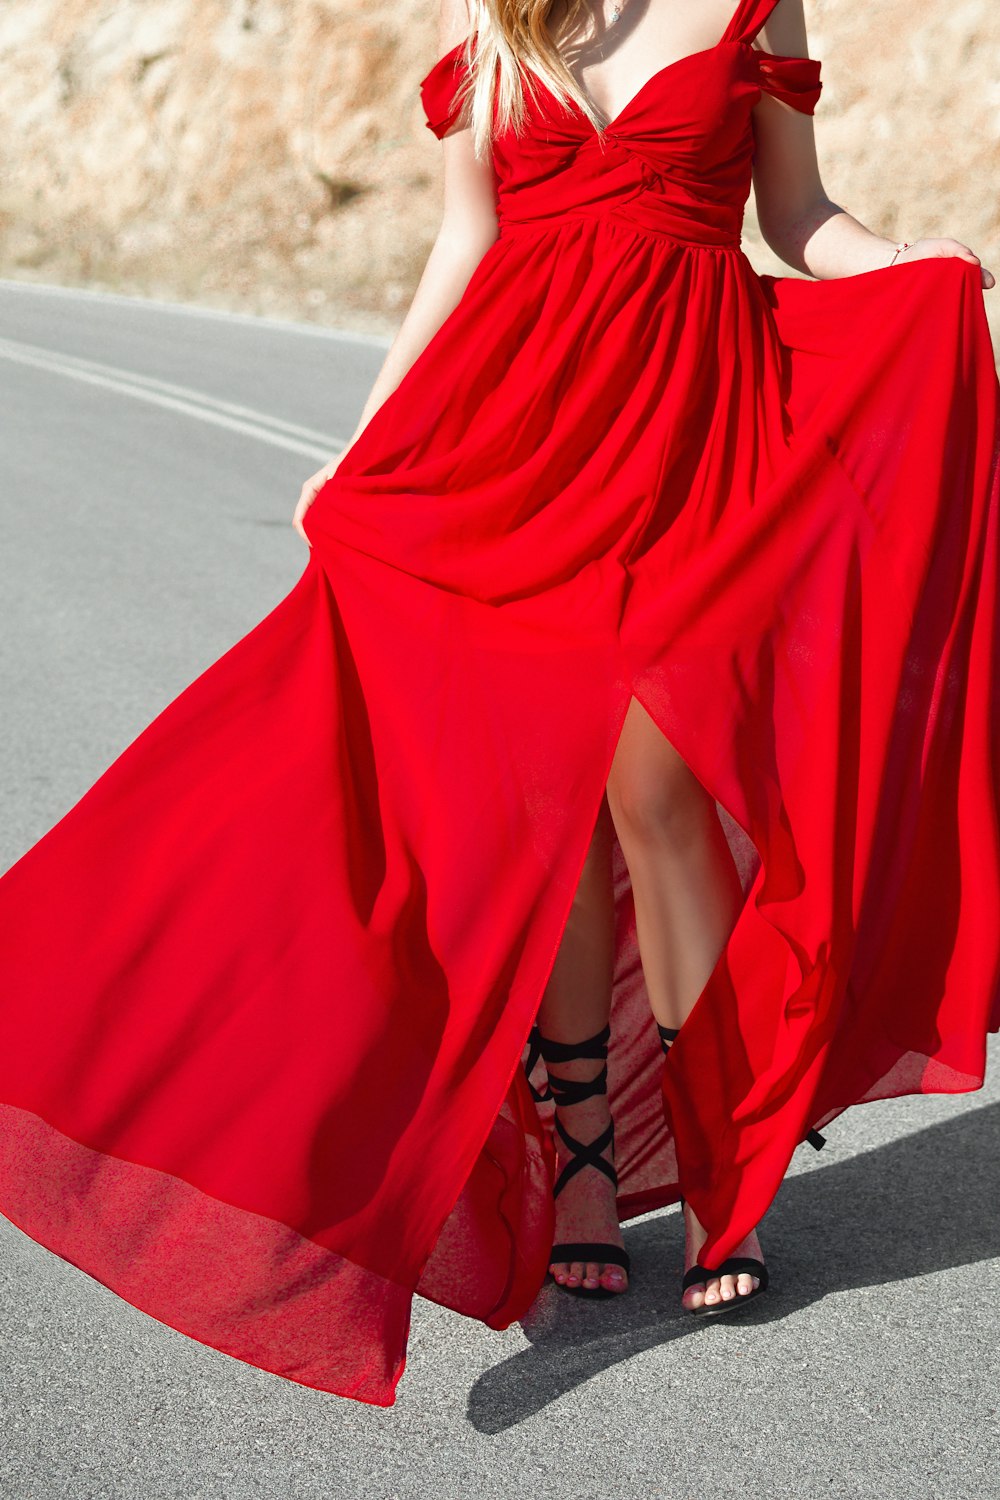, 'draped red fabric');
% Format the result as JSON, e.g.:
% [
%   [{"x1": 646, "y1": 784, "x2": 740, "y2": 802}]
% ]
[{"x1": 0, "y1": 0, "x2": 997, "y2": 1406}]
